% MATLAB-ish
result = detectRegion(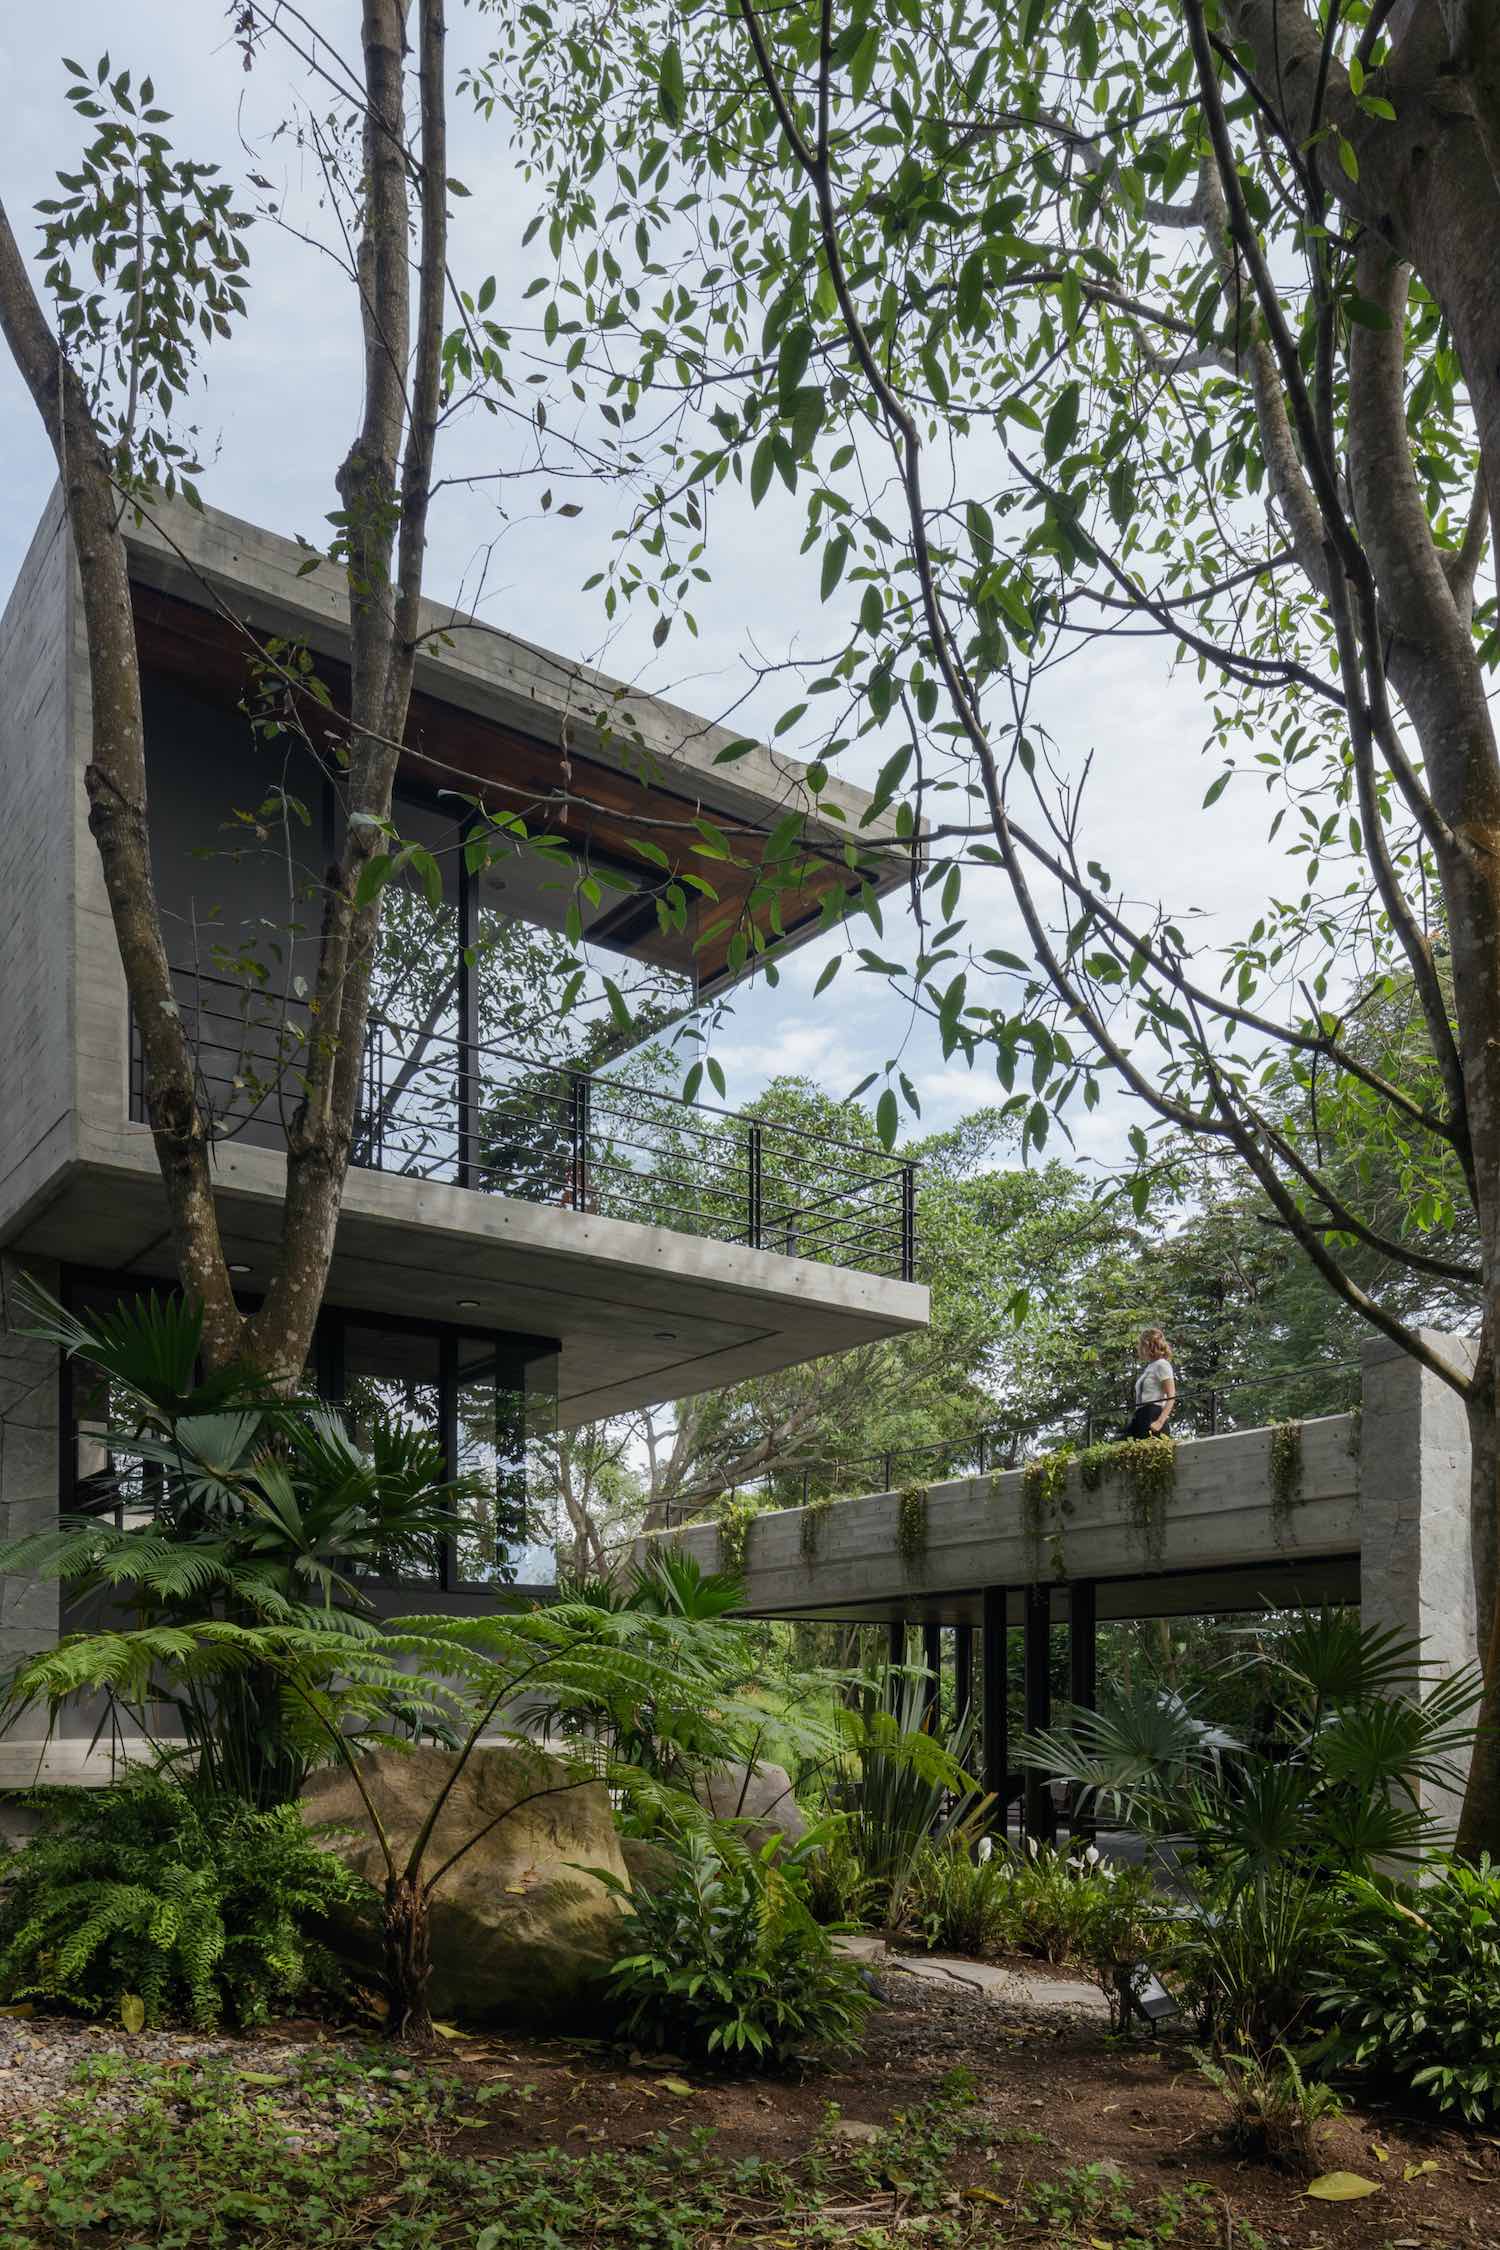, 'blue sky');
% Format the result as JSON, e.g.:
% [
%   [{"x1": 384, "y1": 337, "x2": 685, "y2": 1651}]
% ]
[{"x1": 0, "y1": 4, "x2": 1297, "y2": 1179}]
